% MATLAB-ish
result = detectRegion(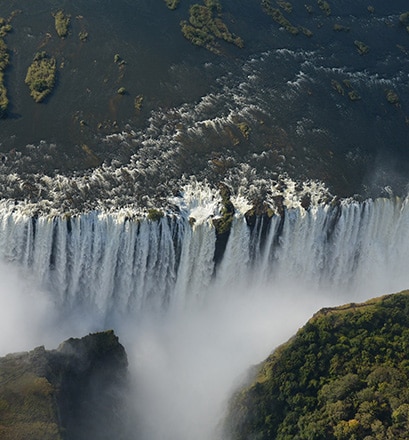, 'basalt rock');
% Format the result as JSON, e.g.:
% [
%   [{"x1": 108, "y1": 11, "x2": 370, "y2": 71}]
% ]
[{"x1": 0, "y1": 330, "x2": 128, "y2": 440}]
